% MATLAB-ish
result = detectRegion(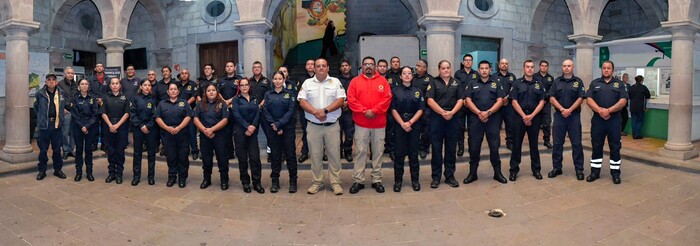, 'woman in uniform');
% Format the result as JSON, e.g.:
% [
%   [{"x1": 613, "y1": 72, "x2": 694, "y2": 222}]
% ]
[
  {"x1": 193, "y1": 84, "x2": 230, "y2": 190},
  {"x1": 391, "y1": 66, "x2": 424, "y2": 192},
  {"x1": 71, "y1": 78, "x2": 99, "y2": 182},
  {"x1": 100, "y1": 77, "x2": 130, "y2": 184},
  {"x1": 263, "y1": 72, "x2": 298, "y2": 193},
  {"x1": 156, "y1": 83, "x2": 193, "y2": 188},
  {"x1": 231, "y1": 78, "x2": 264, "y2": 194},
  {"x1": 130, "y1": 79, "x2": 159, "y2": 186}
]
